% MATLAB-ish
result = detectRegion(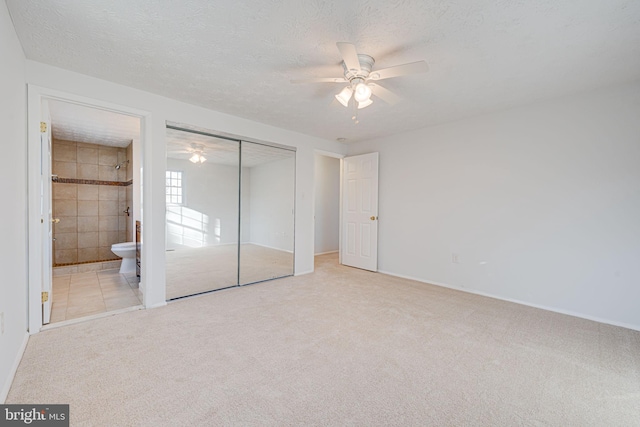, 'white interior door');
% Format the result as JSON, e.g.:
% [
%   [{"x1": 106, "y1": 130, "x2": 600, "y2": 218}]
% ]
[
  {"x1": 41, "y1": 100, "x2": 53, "y2": 324},
  {"x1": 341, "y1": 152, "x2": 379, "y2": 271}
]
